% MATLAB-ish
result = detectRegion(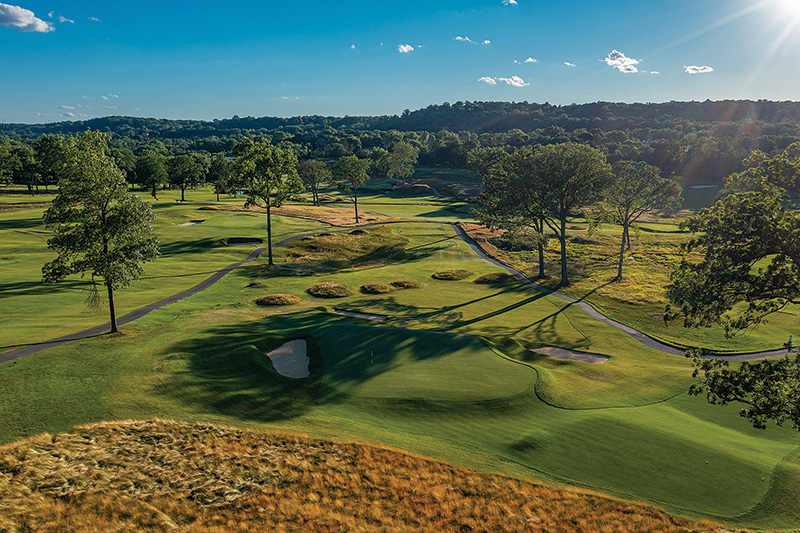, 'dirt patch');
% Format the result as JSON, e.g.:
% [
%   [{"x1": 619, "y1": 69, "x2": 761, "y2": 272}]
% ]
[
  {"x1": 205, "y1": 204, "x2": 398, "y2": 227},
  {"x1": 267, "y1": 339, "x2": 310, "y2": 378},
  {"x1": 530, "y1": 347, "x2": 610, "y2": 364}
]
